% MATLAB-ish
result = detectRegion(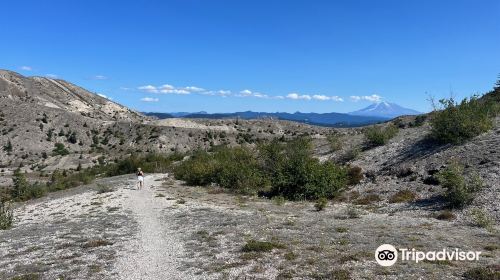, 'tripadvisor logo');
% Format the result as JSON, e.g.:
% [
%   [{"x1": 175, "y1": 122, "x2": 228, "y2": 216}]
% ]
[{"x1": 375, "y1": 244, "x2": 482, "y2": 266}]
